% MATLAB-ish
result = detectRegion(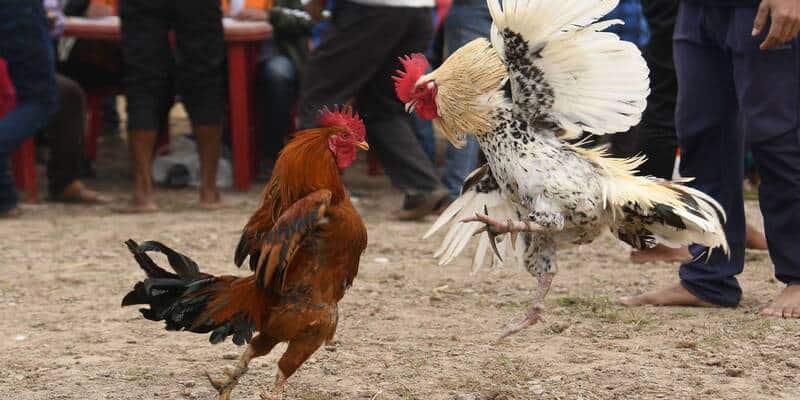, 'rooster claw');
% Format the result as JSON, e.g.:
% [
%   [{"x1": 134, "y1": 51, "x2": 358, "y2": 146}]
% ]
[
  {"x1": 205, "y1": 370, "x2": 225, "y2": 391},
  {"x1": 260, "y1": 390, "x2": 278, "y2": 400},
  {"x1": 495, "y1": 311, "x2": 545, "y2": 343},
  {"x1": 206, "y1": 368, "x2": 242, "y2": 400},
  {"x1": 465, "y1": 205, "x2": 505, "y2": 262}
]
